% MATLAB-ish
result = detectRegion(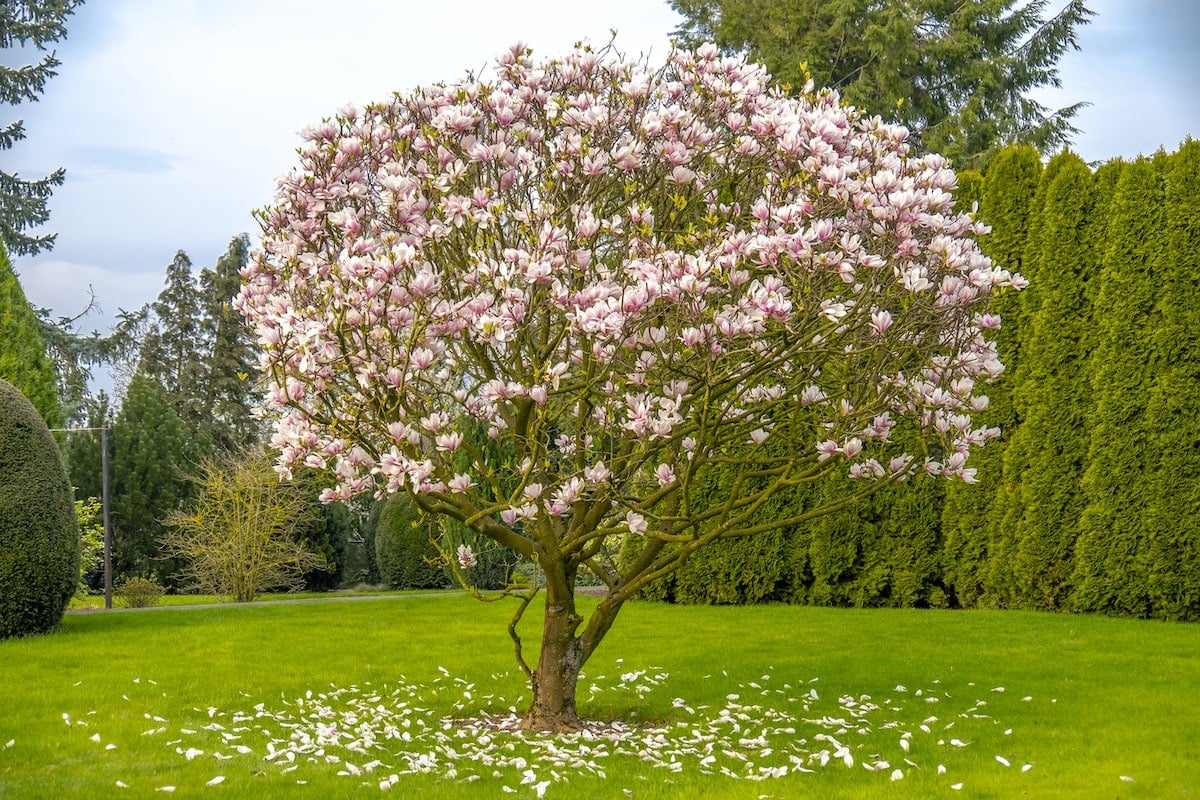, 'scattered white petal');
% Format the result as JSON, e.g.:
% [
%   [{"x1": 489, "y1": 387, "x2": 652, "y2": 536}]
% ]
[
  {"x1": 115, "y1": 781, "x2": 129, "y2": 788},
  {"x1": 156, "y1": 787, "x2": 175, "y2": 793},
  {"x1": 995, "y1": 755, "x2": 1010, "y2": 767},
  {"x1": 3, "y1": 740, "x2": 13, "y2": 749},
  {"x1": 951, "y1": 783, "x2": 963, "y2": 790},
  {"x1": 937, "y1": 764, "x2": 947, "y2": 775},
  {"x1": 89, "y1": 733, "x2": 101, "y2": 743},
  {"x1": 1120, "y1": 776, "x2": 1135, "y2": 783},
  {"x1": 890, "y1": 768, "x2": 904, "y2": 781},
  {"x1": 105, "y1": 744, "x2": 117, "y2": 751},
  {"x1": 205, "y1": 776, "x2": 225, "y2": 787},
  {"x1": 1021, "y1": 764, "x2": 1033, "y2": 773}
]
